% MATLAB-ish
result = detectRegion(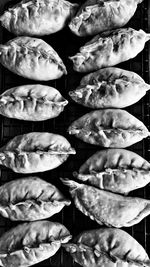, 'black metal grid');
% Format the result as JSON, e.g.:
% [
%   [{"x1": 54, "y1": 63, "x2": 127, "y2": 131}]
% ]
[{"x1": 0, "y1": 0, "x2": 150, "y2": 266}]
